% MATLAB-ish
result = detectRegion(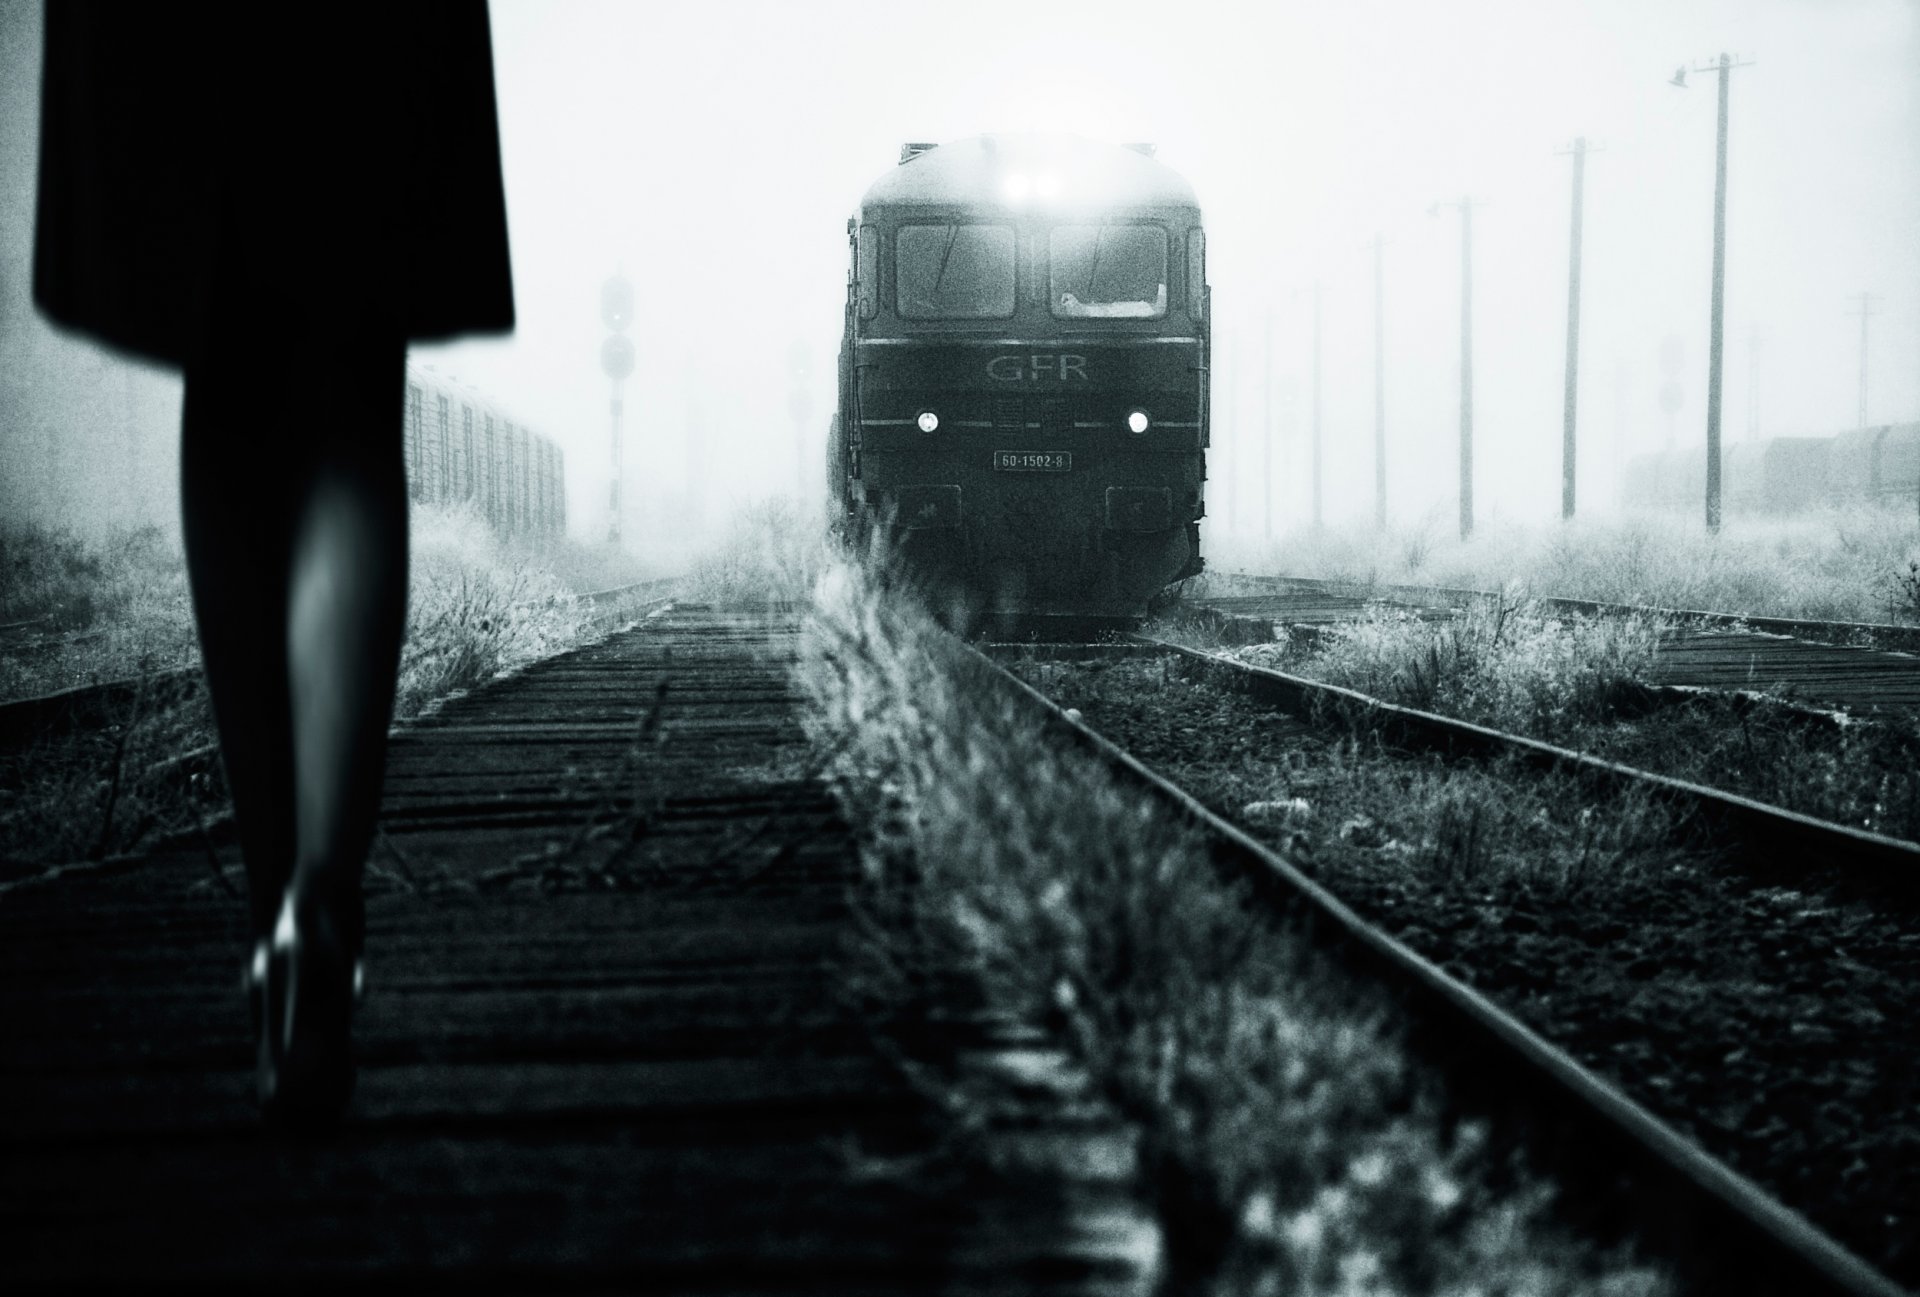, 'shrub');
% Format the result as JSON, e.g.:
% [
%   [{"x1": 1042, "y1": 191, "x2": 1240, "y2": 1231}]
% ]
[{"x1": 682, "y1": 496, "x2": 827, "y2": 605}]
